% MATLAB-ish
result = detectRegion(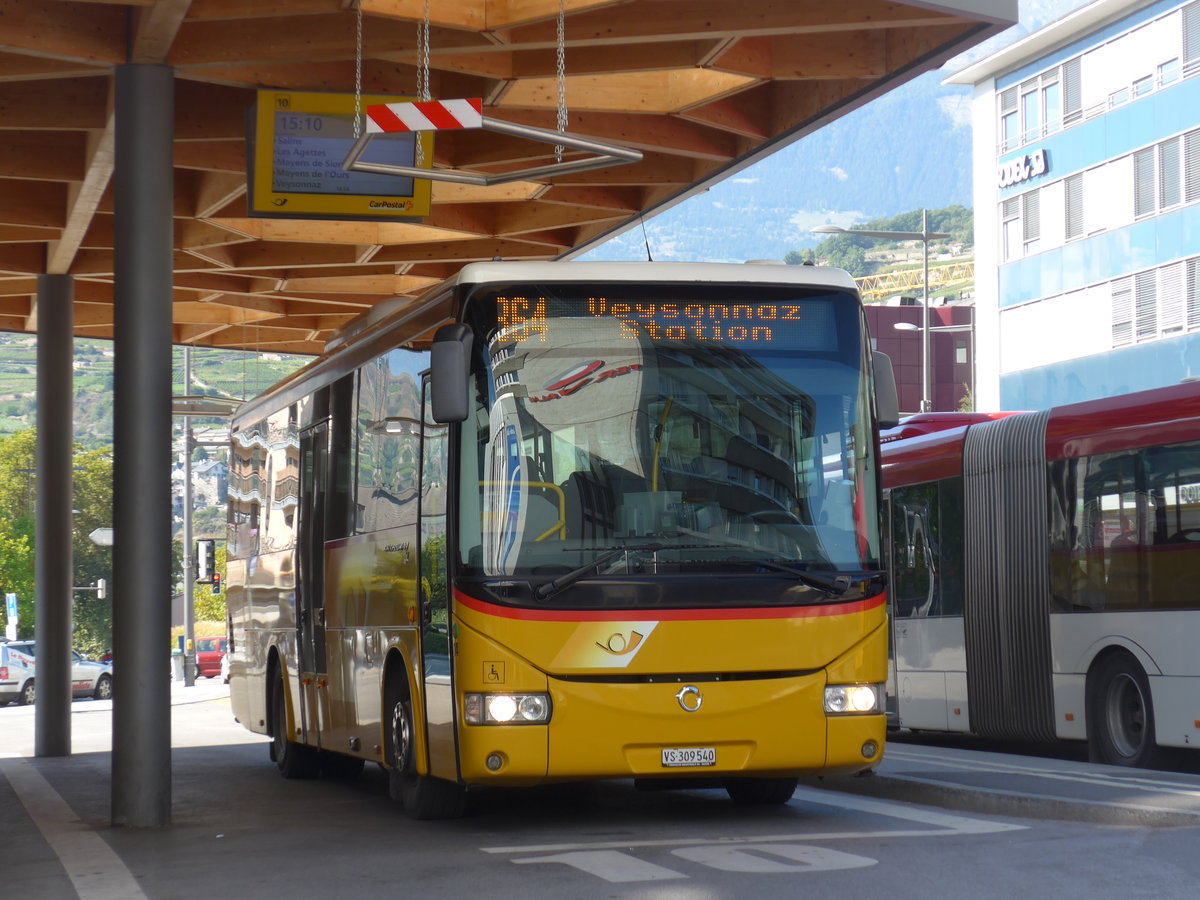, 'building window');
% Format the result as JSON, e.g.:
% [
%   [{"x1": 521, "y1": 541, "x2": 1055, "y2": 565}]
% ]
[
  {"x1": 1161, "y1": 262, "x2": 1185, "y2": 334},
  {"x1": 1065, "y1": 173, "x2": 1083, "y2": 240},
  {"x1": 1188, "y1": 257, "x2": 1200, "y2": 330},
  {"x1": 1021, "y1": 79, "x2": 1041, "y2": 144},
  {"x1": 997, "y1": 57, "x2": 1081, "y2": 151},
  {"x1": 1113, "y1": 260, "x2": 1195, "y2": 347},
  {"x1": 999, "y1": 87, "x2": 1018, "y2": 153},
  {"x1": 1185, "y1": 1, "x2": 1200, "y2": 72},
  {"x1": 1134, "y1": 131, "x2": 1199, "y2": 217},
  {"x1": 1158, "y1": 58, "x2": 1180, "y2": 86},
  {"x1": 1133, "y1": 75, "x2": 1154, "y2": 98},
  {"x1": 1135, "y1": 270, "x2": 1158, "y2": 342},
  {"x1": 1002, "y1": 196, "x2": 1021, "y2": 261},
  {"x1": 1063, "y1": 57, "x2": 1082, "y2": 126},
  {"x1": 1112, "y1": 277, "x2": 1133, "y2": 347},
  {"x1": 1022, "y1": 190, "x2": 1041, "y2": 253},
  {"x1": 1160, "y1": 137, "x2": 1182, "y2": 209},
  {"x1": 1186, "y1": 129, "x2": 1200, "y2": 203}
]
